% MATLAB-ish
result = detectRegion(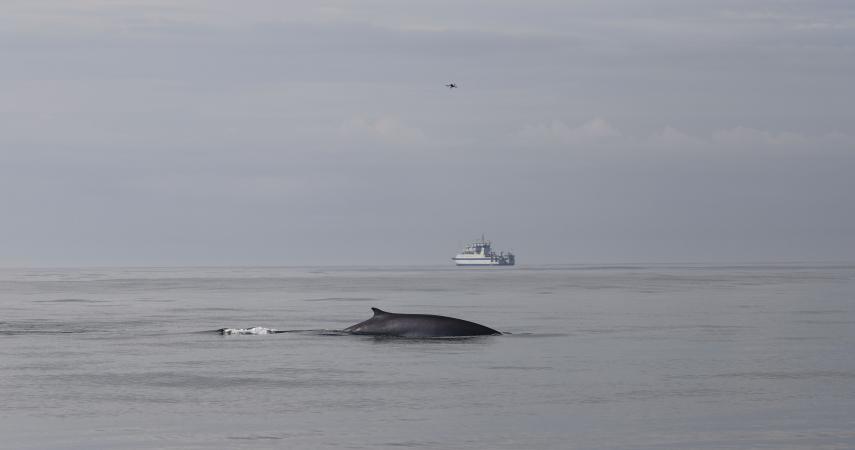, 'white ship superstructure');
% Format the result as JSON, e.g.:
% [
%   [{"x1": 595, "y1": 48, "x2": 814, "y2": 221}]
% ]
[{"x1": 452, "y1": 235, "x2": 515, "y2": 266}]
